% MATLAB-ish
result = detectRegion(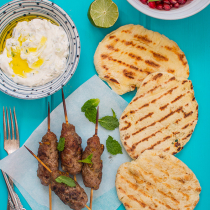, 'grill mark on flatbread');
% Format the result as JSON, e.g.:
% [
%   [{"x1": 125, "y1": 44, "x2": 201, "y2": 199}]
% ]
[
  {"x1": 158, "y1": 189, "x2": 179, "y2": 204},
  {"x1": 160, "y1": 103, "x2": 169, "y2": 111},
  {"x1": 123, "y1": 70, "x2": 136, "y2": 79},
  {"x1": 167, "y1": 69, "x2": 175, "y2": 73},
  {"x1": 120, "y1": 175, "x2": 164, "y2": 210},
  {"x1": 100, "y1": 54, "x2": 145, "y2": 73},
  {"x1": 102, "y1": 65, "x2": 109, "y2": 70},
  {"x1": 158, "y1": 107, "x2": 183, "y2": 123},
  {"x1": 106, "y1": 45, "x2": 119, "y2": 52},
  {"x1": 164, "y1": 147, "x2": 170, "y2": 152},
  {"x1": 134, "y1": 34, "x2": 152, "y2": 43},
  {"x1": 127, "y1": 195, "x2": 147, "y2": 208},
  {"x1": 145, "y1": 60, "x2": 160, "y2": 68},
  {"x1": 133, "y1": 76, "x2": 175, "y2": 102},
  {"x1": 124, "y1": 135, "x2": 130, "y2": 140},
  {"x1": 183, "y1": 111, "x2": 193, "y2": 118},
  {"x1": 135, "y1": 112, "x2": 154, "y2": 124},
  {"x1": 107, "y1": 77, "x2": 119, "y2": 84},
  {"x1": 121, "y1": 29, "x2": 132, "y2": 34},
  {"x1": 151, "y1": 86, "x2": 178, "y2": 103},
  {"x1": 140, "y1": 135, "x2": 172, "y2": 154},
  {"x1": 171, "y1": 93, "x2": 186, "y2": 103},
  {"x1": 181, "y1": 130, "x2": 193, "y2": 141},
  {"x1": 109, "y1": 35, "x2": 116, "y2": 39},
  {"x1": 128, "y1": 53, "x2": 143, "y2": 61},
  {"x1": 164, "y1": 46, "x2": 187, "y2": 66},
  {"x1": 120, "y1": 121, "x2": 131, "y2": 131},
  {"x1": 150, "y1": 51, "x2": 168, "y2": 61},
  {"x1": 118, "y1": 186, "x2": 126, "y2": 194}
]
